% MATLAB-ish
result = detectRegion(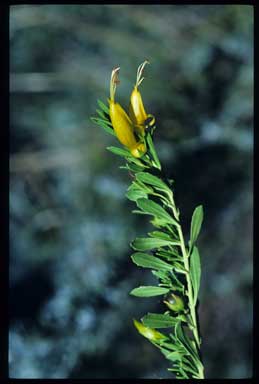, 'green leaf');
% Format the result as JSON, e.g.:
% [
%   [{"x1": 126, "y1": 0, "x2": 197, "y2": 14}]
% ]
[
  {"x1": 131, "y1": 252, "x2": 173, "y2": 271},
  {"x1": 136, "y1": 172, "x2": 172, "y2": 194},
  {"x1": 136, "y1": 198, "x2": 178, "y2": 226},
  {"x1": 96, "y1": 108, "x2": 107, "y2": 119},
  {"x1": 156, "y1": 247, "x2": 181, "y2": 259},
  {"x1": 160, "y1": 348, "x2": 182, "y2": 362},
  {"x1": 175, "y1": 322, "x2": 198, "y2": 361},
  {"x1": 151, "y1": 269, "x2": 170, "y2": 283},
  {"x1": 127, "y1": 156, "x2": 147, "y2": 167},
  {"x1": 148, "y1": 231, "x2": 173, "y2": 241},
  {"x1": 97, "y1": 99, "x2": 110, "y2": 115},
  {"x1": 130, "y1": 286, "x2": 169, "y2": 297},
  {"x1": 190, "y1": 205, "x2": 204, "y2": 247},
  {"x1": 106, "y1": 146, "x2": 131, "y2": 157},
  {"x1": 190, "y1": 246, "x2": 201, "y2": 306},
  {"x1": 146, "y1": 133, "x2": 161, "y2": 170},
  {"x1": 126, "y1": 188, "x2": 147, "y2": 202},
  {"x1": 142, "y1": 313, "x2": 177, "y2": 328},
  {"x1": 132, "y1": 180, "x2": 154, "y2": 194},
  {"x1": 131, "y1": 237, "x2": 180, "y2": 251},
  {"x1": 181, "y1": 360, "x2": 199, "y2": 376},
  {"x1": 91, "y1": 116, "x2": 112, "y2": 126},
  {"x1": 132, "y1": 210, "x2": 150, "y2": 215},
  {"x1": 170, "y1": 269, "x2": 185, "y2": 293},
  {"x1": 123, "y1": 163, "x2": 145, "y2": 173},
  {"x1": 91, "y1": 117, "x2": 116, "y2": 136}
]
